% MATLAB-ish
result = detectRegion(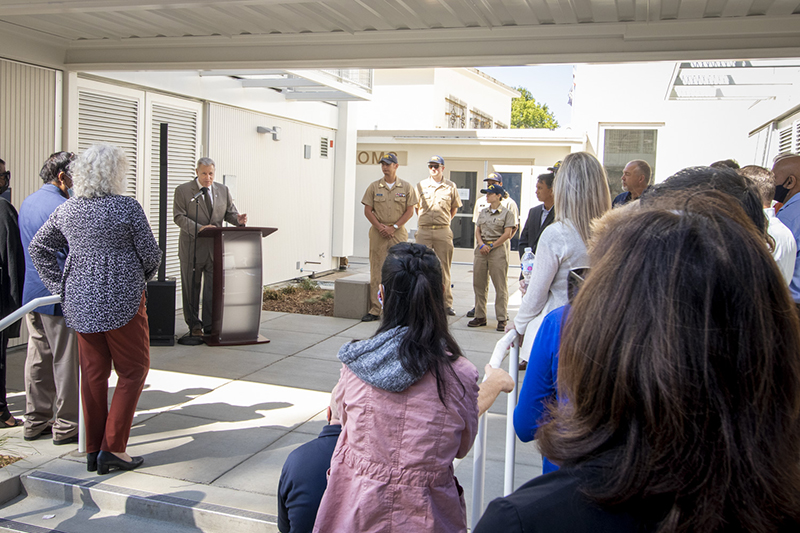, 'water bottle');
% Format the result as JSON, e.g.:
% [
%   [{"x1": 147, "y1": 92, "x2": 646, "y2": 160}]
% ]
[{"x1": 520, "y1": 247, "x2": 535, "y2": 293}]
